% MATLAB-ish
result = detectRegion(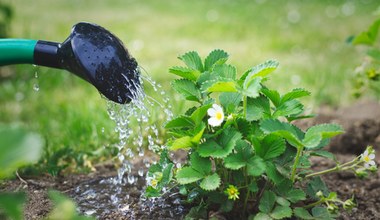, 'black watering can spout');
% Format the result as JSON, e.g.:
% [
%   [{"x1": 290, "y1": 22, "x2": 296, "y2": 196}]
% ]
[{"x1": 0, "y1": 22, "x2": 140, "y2": 104}]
